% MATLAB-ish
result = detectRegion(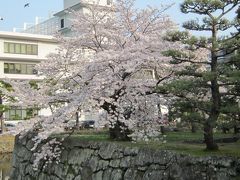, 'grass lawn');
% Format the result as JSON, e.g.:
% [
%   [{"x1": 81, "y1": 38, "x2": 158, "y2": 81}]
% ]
[
  {"x1": 0, "y1": 134, "x2": 15, "y2": 153},
  {"x1": 165, "y1": 131, "x2": 234, "y2": 142},
  {"x1": 159, "y1": 131, "x2": 240, "y2": 157},
  {"x1": 64, "y1": 129, "x2": 240, "y2": 157},
  {"x1": 0, "y1": 129, "x2": 238, "y2": 157}
]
